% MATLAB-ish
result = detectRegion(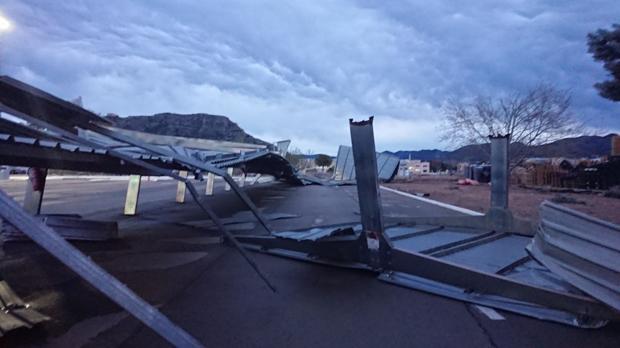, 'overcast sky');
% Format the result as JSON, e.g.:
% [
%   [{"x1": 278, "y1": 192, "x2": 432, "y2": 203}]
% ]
[{"x1": 1, "y1": 1, "x2": 619, "y2": 154}]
